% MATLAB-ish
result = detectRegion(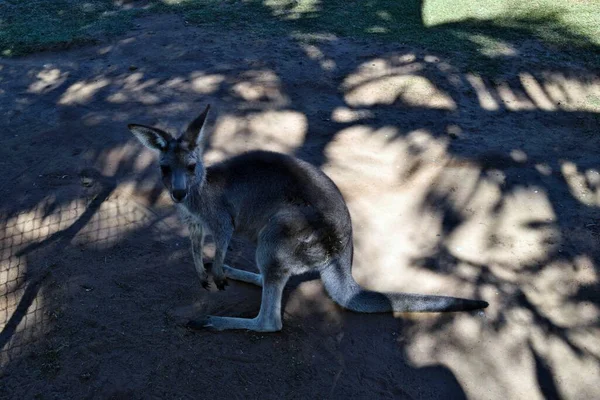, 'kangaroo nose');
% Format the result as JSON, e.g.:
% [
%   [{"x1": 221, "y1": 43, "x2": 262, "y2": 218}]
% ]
[{"x1": 171, "y1": 189, "x2": 187, "y2": 202}]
